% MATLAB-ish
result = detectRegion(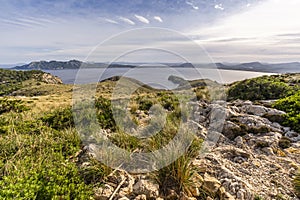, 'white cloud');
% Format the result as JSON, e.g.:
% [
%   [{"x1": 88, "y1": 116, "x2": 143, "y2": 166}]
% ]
[
  {"x1": 214, "y1": 4, "x2": 224, "y2": 10},
  {"x1": 153, "y1": 16, "x2": 163, "y2": 23},
  {"x1": 199, "y1": 0, "x2": 300, "y2": 38},
  {"x1": 134, "y1": 14, "x2": 150, "y2": 24},
  {"x1": 119, "y1": 17, "x2": 135, "y2": 25},
  {"x1": 246, "y1": 3, "x2": 251, "y2": 7},
  {"x1": 189, "y1": 0, "x2": 300, "y2": 62},
  {"x1": 104, "y1": 18, "x2": 118, "y2": 24},
  {"x1": 186, "y1": 1, "x2": 199, "y2": 10}
]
